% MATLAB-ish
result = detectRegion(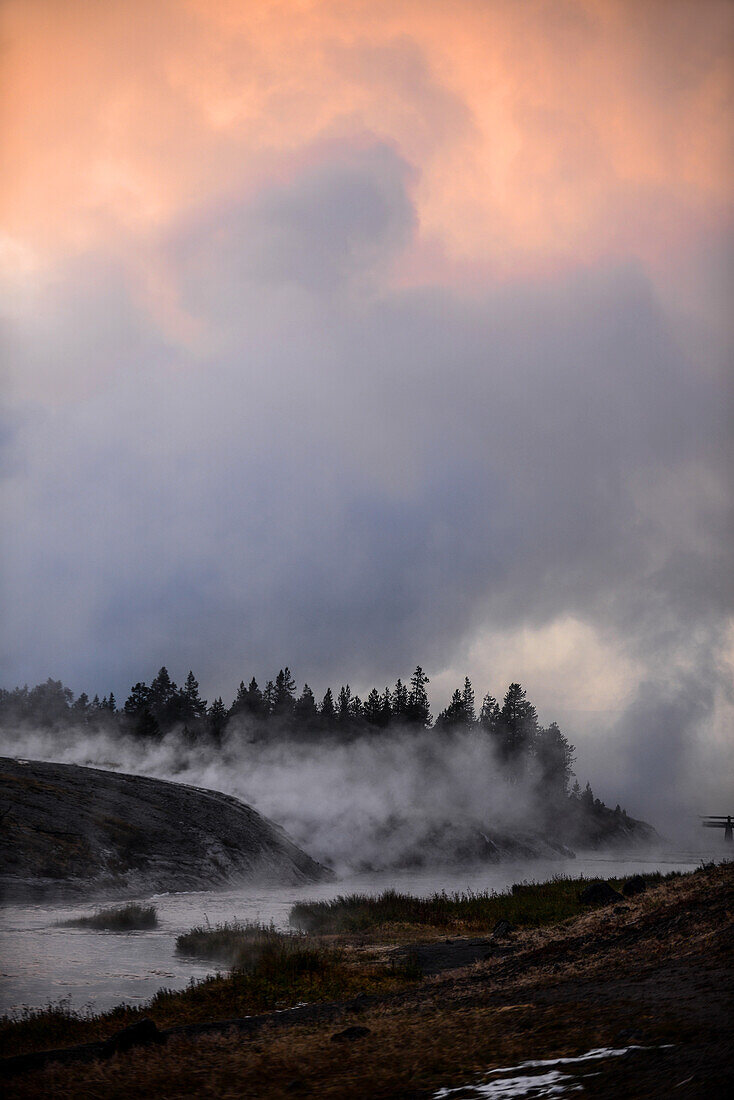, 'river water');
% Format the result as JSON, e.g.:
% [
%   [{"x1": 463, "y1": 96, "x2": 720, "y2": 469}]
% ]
[{"x1": 0, "y1": 848, "x2": 722, "y2": 1017}]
